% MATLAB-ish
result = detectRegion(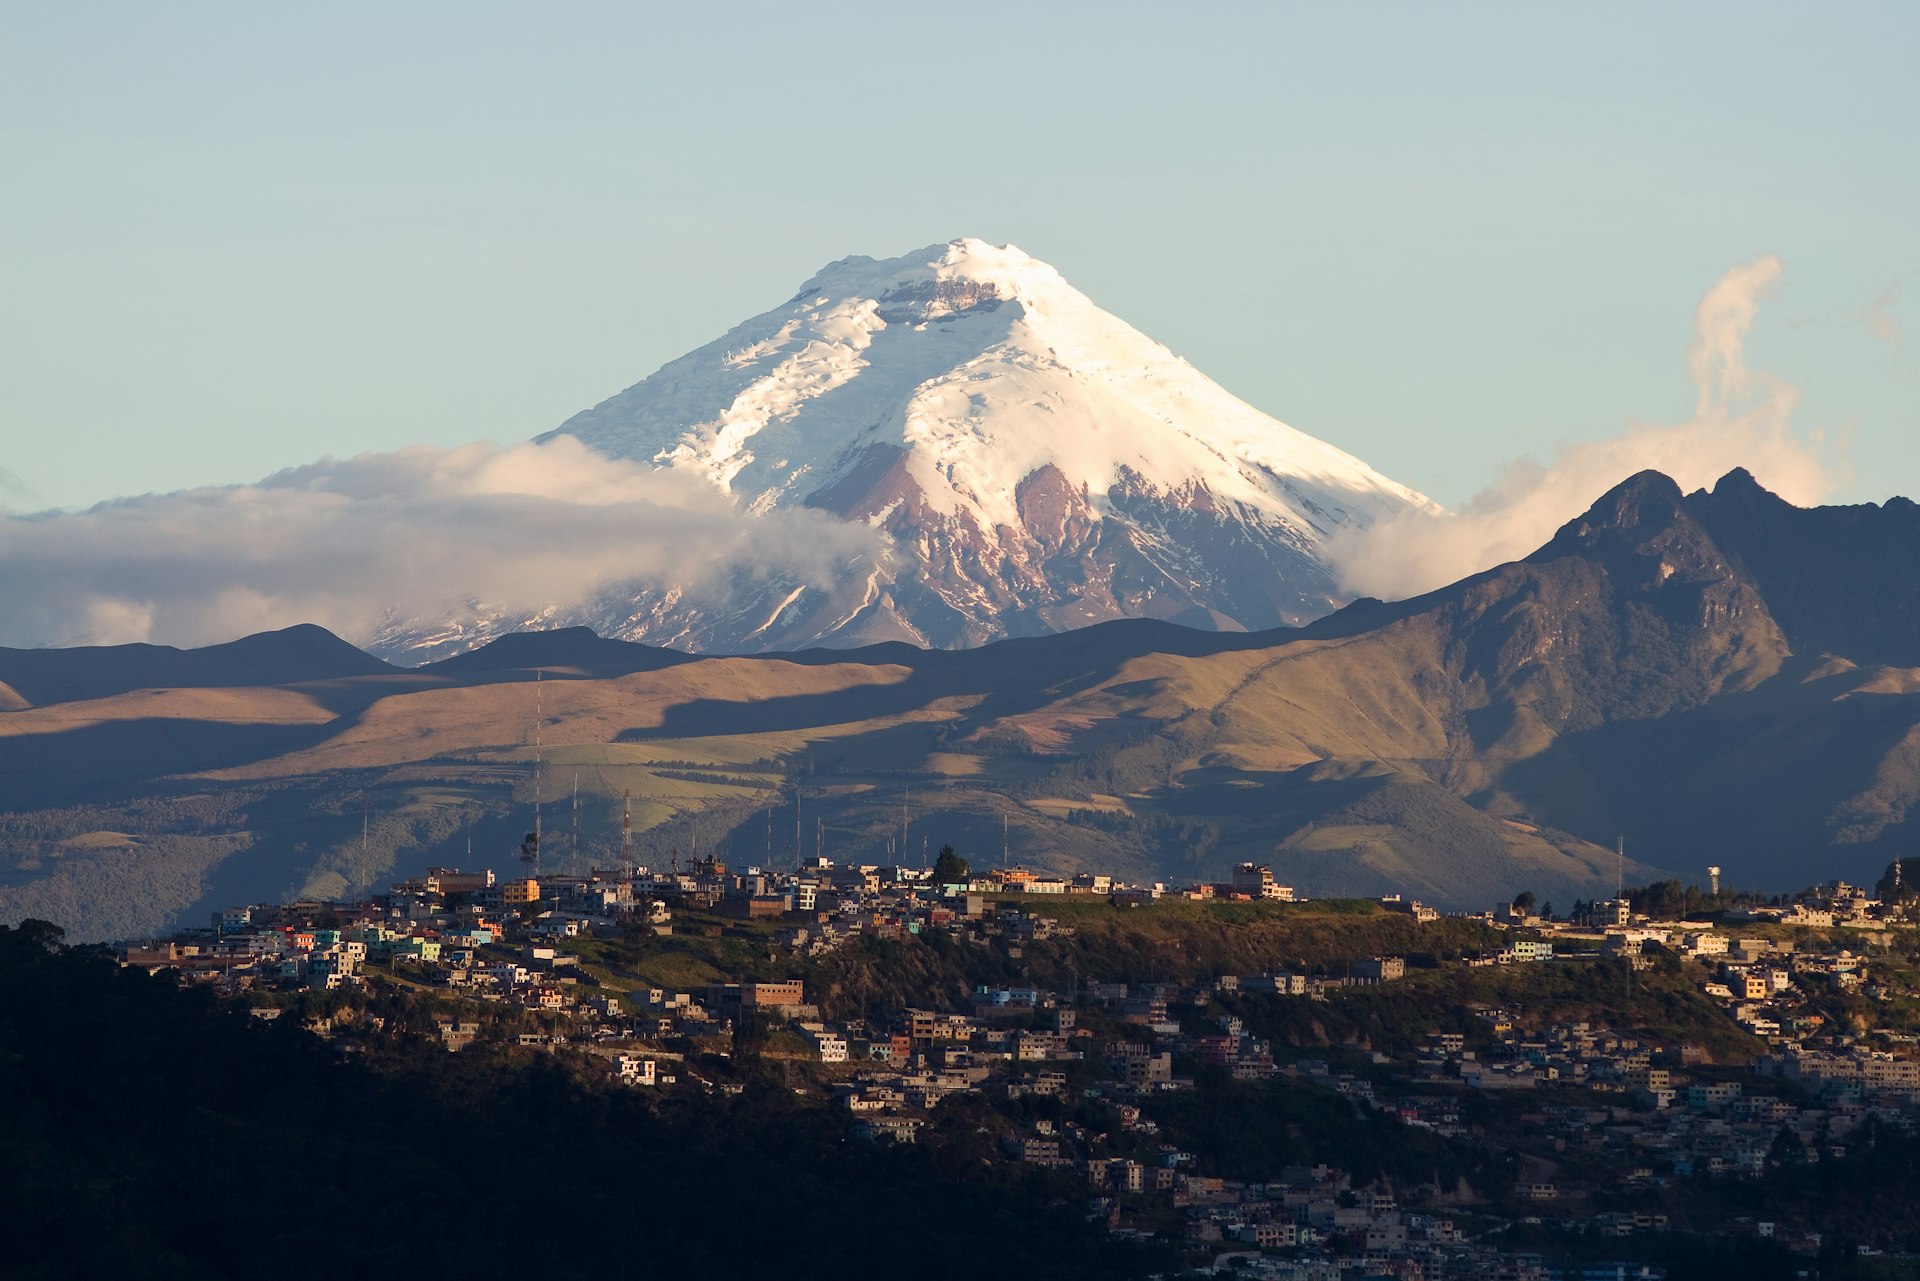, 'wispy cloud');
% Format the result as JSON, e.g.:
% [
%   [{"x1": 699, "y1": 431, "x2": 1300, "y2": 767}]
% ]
[
  {"x1": 1328, "y1": 254, "x2": 1844, "y2": 601},
  {"x1": 0, "y1": 468, "x2": 35, "y2": 515},
  {"x1": 1865, "y1": 281, "x2": 1904, "y2": 352},
  {"x1": 0, "y1": 436, "x2": 885, "y2": 650}
]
